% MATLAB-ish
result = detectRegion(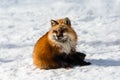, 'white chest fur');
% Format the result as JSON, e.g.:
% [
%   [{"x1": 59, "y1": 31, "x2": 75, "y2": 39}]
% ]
[{"x1": 58, "y1": 39, "x2": 76, "y2": 54}]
